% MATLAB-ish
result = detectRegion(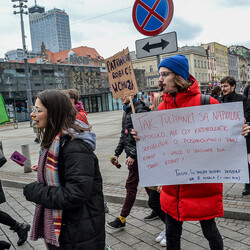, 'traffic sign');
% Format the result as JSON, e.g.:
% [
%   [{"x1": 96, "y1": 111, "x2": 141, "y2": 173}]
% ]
[
  {"x1": 132, "y1": 0, "x2": 174, "y2": 36},
  {"x1": 135, "y1": 31, "x2": 178, "y2": 59}
]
